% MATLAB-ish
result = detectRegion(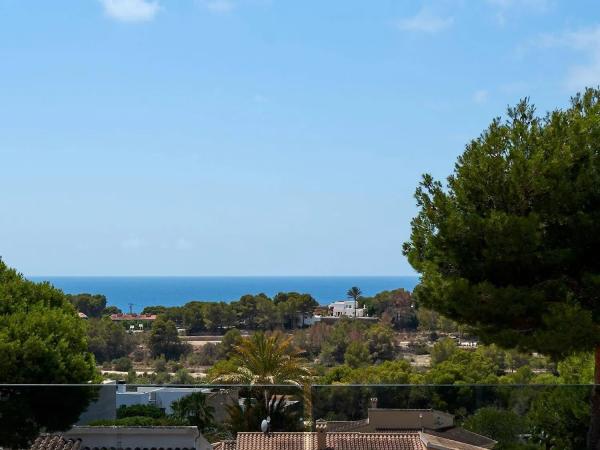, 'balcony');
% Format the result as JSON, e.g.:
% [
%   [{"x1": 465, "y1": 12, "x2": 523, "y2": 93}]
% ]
[{"x1": 0, "y1": 383, "x2": 593, "y2": 449}]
